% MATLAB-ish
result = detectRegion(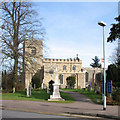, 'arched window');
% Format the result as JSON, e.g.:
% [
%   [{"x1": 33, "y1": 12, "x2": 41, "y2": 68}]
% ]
[
  {"x1": 59, "y1": 74, "x2": 63, "y2": 84},
  {"x1": 63, "y1": 65, "x2": 67, "y2": 71},
  {"x1": 73, "y1": 65, "x2": 76, "y2": 70},
  {"x1": 31, "y1": 47, "x2": 36, "y2": 55},
  {"x1": 85, "y1": 72, "x2": 89, "y2": 82}
]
